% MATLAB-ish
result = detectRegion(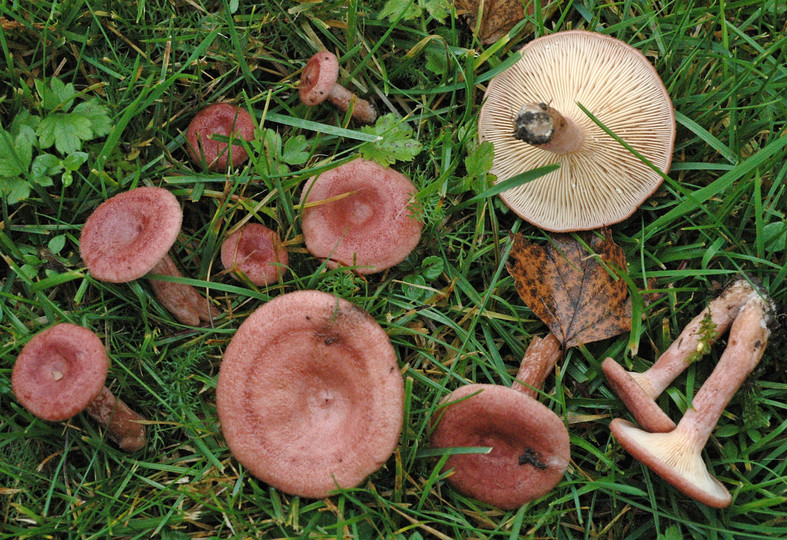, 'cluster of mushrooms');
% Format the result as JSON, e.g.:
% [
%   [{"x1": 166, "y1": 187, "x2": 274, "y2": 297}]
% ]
[{"x1": 11, "y1": 31, "x2": 777, "y2": 511}]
